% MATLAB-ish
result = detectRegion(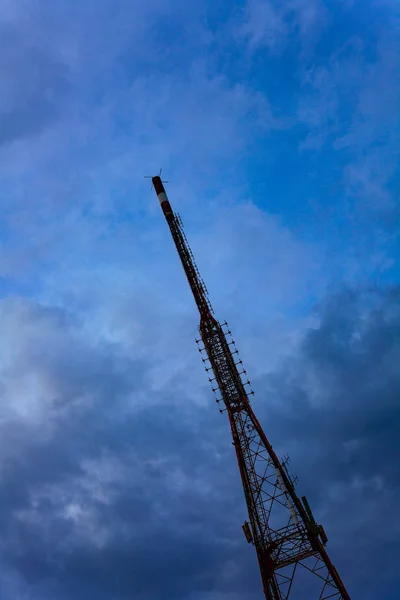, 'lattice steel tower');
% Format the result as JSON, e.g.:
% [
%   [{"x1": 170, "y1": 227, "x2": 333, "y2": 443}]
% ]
[{"x1": 152, "y1": 175, "x2": 351, "y2": 600}]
